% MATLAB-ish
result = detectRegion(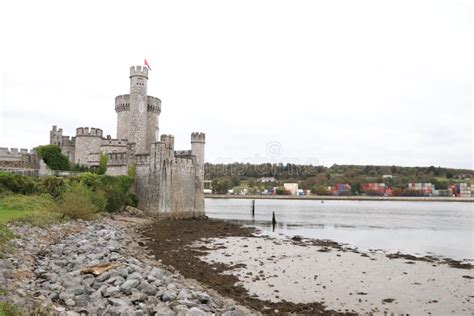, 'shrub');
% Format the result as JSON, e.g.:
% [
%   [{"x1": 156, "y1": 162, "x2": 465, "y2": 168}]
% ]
[
  {"x1": 79, "y1": 172, "x2": 101, "y2": 190},
  {"x1": 0, "y1": 172, "x2": 41, "y2": 195},
  {"x1": 59, "y1": 184, "x2": 98, "y2": 220},
  {"x1": 36, "y1": 145, "x2": 70, "y2": 171},
  {"x1": 127, "y1": 163, "x2": 136, "y2": 178},
  {"x1": 40, "y1": 176, "x2": 66, "y2": 198},
  {"x1": 99, "y1": 175, "x2": 134, "y2": 212},
  {"x1": 97, "y1": 152, "x2": 108, "y2": 175}
]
